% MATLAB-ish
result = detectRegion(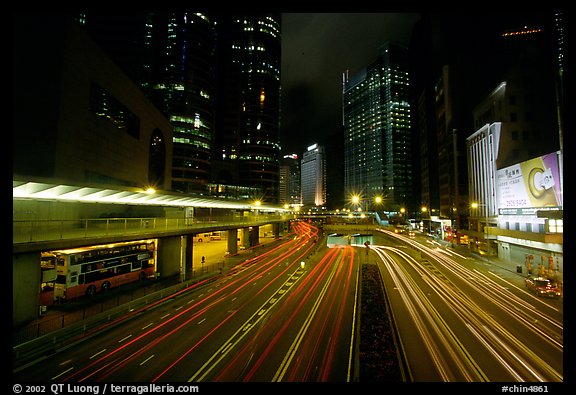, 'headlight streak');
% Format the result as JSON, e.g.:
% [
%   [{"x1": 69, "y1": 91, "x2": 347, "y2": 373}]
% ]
[
  {"x1": 59, "y1": 222, "x2": 319, "y2": 382},
  {"x1": 375, "y1": 230, "x2": 562, "y2": 381},
  {"x1": 481, "y1": 325, "x2": 548, "y2": 382},
  {"x1": 383, "y1": 247, "x2": 559, "y2": 381},
  {"x1": 465, "y1": 323, "x2": 524, "y2": 381},
  {"x1": 380, "y1": 245, "x2": 544, "y2": 381},
  {"x1": 378, "y1": 229, "x2": 563, "y2": 348},
  {"x1": 414, "y1": 262, "x2": 550, "y2": 382},
  {"x1": 426, "y1": 250, "x2": 562, "y2": 350},
  {"x1": 373, "y1": 247, "x2": 469, "y2": 381},
  {"x1": 413, "y1": 250, "x2": 562, "y2": 381}
]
